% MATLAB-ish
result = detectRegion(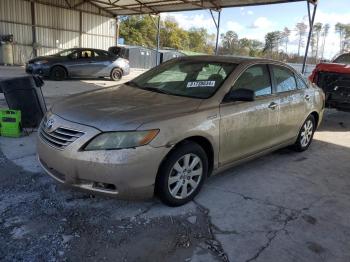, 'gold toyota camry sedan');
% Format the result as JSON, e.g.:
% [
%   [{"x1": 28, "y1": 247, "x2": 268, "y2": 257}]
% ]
[{"x1": 37, "y1": 56, "x2": 325, "y2": 206}]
